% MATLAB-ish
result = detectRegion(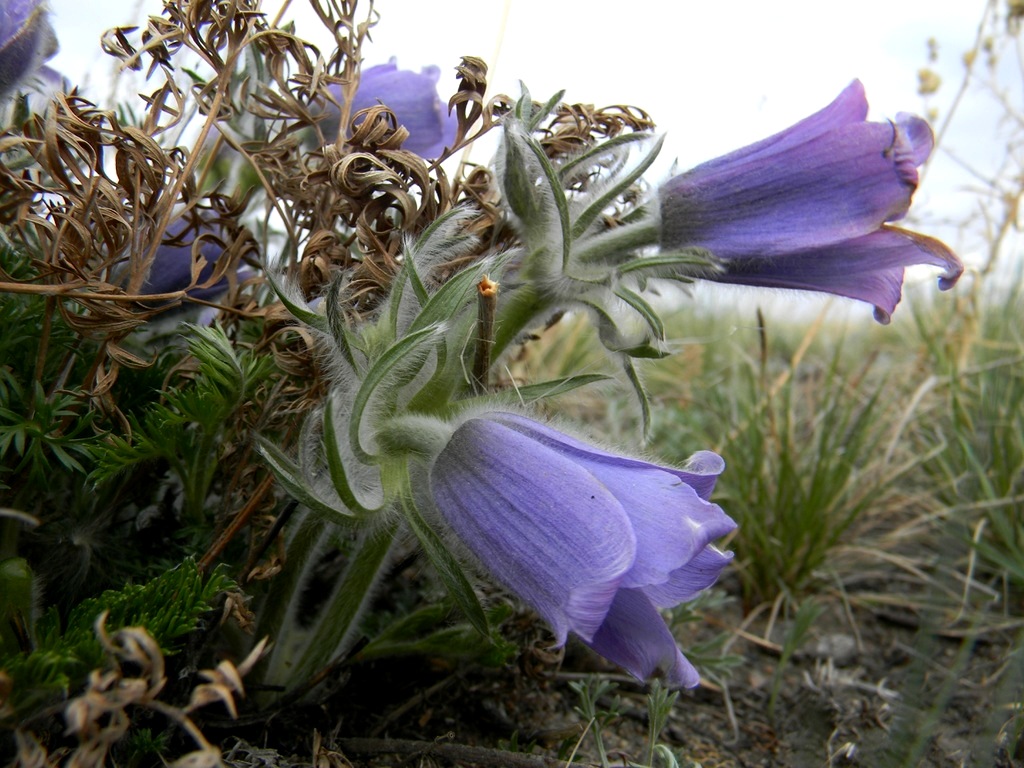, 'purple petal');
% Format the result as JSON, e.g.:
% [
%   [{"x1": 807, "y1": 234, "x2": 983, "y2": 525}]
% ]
[
  {"x1": 897, "y1": 112, "x2": 934, "y2": 167},
  {"x1": 430, "y1": 418, "x2": 637, "y2": 643},
  {"x1": 673, "y1": 450, "x2": 727, "y2": 501},
  {"x1": 542, "y1": 454, "x2": 735, "y2": 592},
  {"x1": 583, "y1": 588, "x2": 700, "y2": 688},
  {"x1": 489, "y1": 413, "x2": 726, "y2": 500},
  {"x1": 324, "y1": 60, "x2": 457, "y2": 159},
  {"x1": 0, "y1": 0, "x2": 42, "y2": 38},
  {"x1": 656, "y1": 80, "x2": 958, "y2": 322},
  {"x1": 454, "y1": 413, "x2": 735, "y2": 600},
  {"x1": 660, "y1": 119, "x2": 921, "y2": 257},
  {"x1": 687, "y1": 80, "x2": 869, "y2": 175},
  {"x1": 644, "y1": 545, "x2": 734, "y2": 608},
  {"x1": 713, "y1": 225, "x2": 964, "y2": 323}
]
